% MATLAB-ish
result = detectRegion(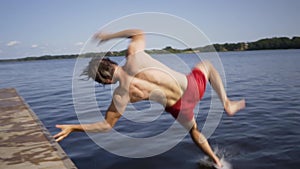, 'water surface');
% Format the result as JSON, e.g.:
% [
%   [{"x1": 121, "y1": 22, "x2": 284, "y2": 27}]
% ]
[{"x1": 0, "y1": 49, "x2": 299, "y2": 169}]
